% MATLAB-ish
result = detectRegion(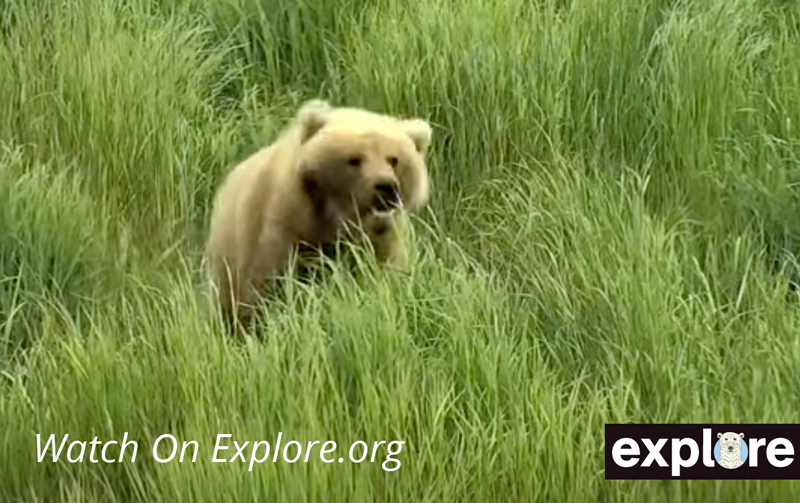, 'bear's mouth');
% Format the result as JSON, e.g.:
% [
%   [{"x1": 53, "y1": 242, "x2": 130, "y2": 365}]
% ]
[
  {"x1": 727, "y1": 446, "x2": 734, "y2": 452},
  {"x1": 373, "y1": 196, "x2": 401, "y2": 213},
  {"x1": 372, "y1": 182, "x2": 402, "y2": 212},
  {"x1": 369, "y1": 207, "x2": 395, "y2": 219},
  {"x1": 366, "y1": 199, "x2": 400, "y2": 220}
]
